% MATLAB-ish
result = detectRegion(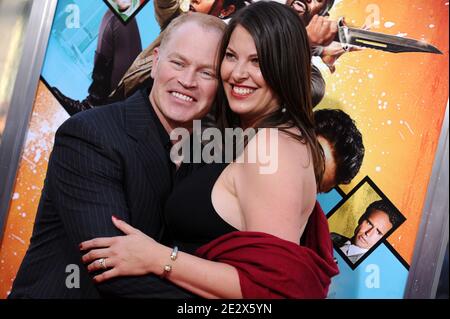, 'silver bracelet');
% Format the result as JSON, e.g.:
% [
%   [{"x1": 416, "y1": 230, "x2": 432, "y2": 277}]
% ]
[{"x1": 170, "y1": 245, "x2": 179, "y2": 261}]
